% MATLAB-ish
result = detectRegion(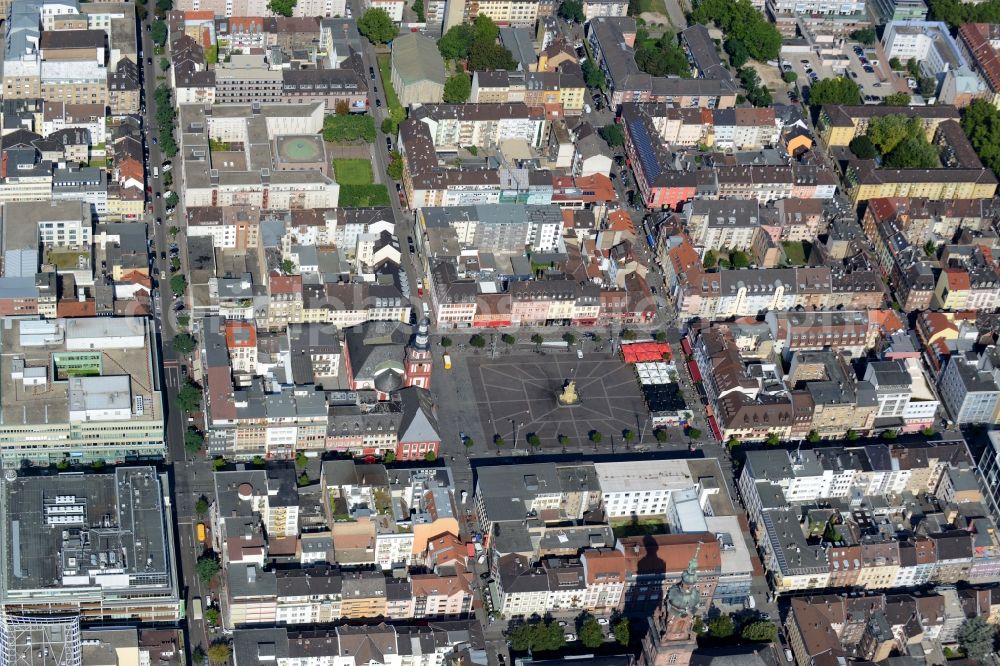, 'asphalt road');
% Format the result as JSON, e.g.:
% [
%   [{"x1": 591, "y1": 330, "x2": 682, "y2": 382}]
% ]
[{"x1": 138, "y1": 11, "x2": 218, "y2": 655}]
